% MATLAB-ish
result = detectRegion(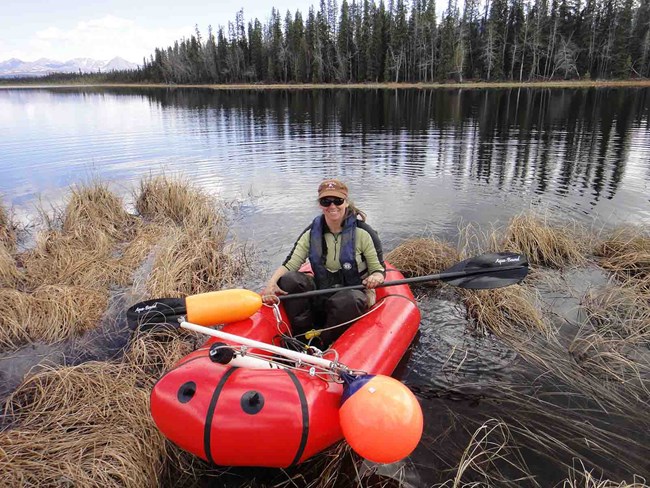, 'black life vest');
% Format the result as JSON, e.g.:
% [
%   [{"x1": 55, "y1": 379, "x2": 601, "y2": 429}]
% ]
[{"x1": 308, "y1": 212, "x2": 362, "y2": 289}]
